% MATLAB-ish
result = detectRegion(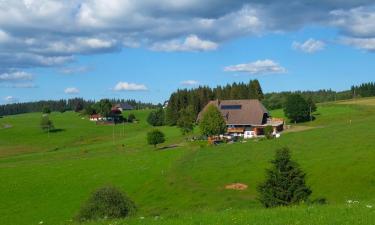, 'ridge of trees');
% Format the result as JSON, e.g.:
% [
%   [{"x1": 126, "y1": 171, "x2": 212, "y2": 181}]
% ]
[{"x1": 0, "y1": 98, "x2": 157, "y2": 116}]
